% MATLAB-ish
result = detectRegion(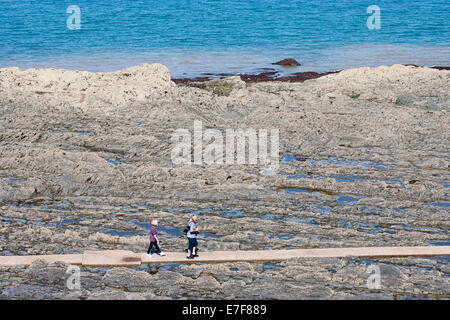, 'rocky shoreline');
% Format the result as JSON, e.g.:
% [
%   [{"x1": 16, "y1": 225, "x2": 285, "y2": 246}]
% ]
[
  {"x1": 172, "y1": 64, "x2": 450, "y2": 84},
  {"x1": 0, "y1": 63, "x2": 449, "y2": 299}
]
